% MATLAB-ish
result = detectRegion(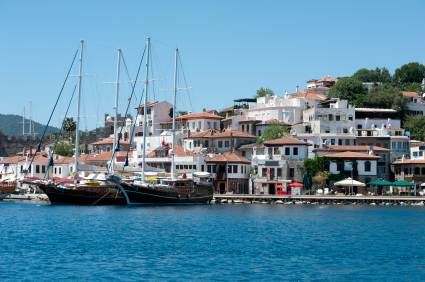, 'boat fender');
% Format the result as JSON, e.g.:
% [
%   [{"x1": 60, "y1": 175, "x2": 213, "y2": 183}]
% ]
[
  {"x1": 187, "y1": 194, "x2": 191, "y2": 200},
  {"x1": 178, "y1": 194, "x2": 181, "y2": 200}
]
